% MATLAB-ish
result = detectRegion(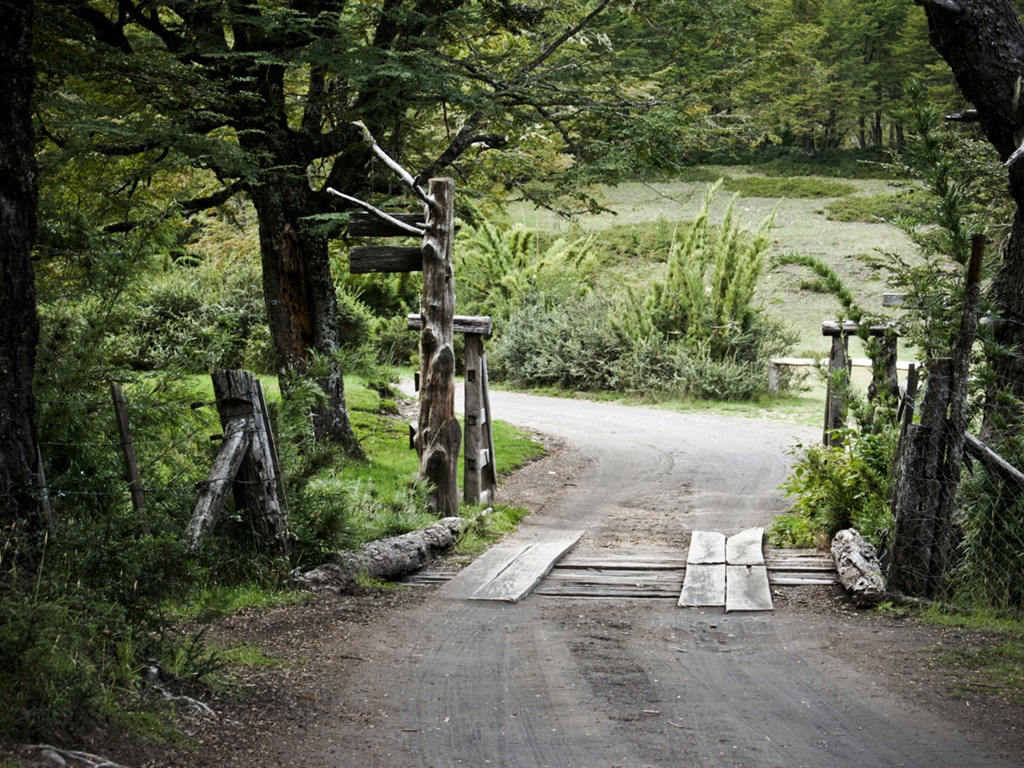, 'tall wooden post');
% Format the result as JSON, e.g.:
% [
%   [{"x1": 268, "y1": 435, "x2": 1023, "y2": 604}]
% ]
[
  {"x1": 889, "y1": 236, "x2": 986, "y2": 598},
  {"x1": 464, "y1": 334, "x2": 497, "y2": 505},
  {"x1": 417, "y1": 179, "x2": 460, "y2": 516}
]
